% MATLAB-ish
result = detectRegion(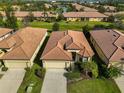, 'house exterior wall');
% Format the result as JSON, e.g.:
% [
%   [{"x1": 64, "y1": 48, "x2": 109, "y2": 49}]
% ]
[
  {"x1": 17, "y1": 17, "x2": 23, "y2": 21},
  {"x1": 90, "y1": 36, "x2": 109, "y2": 64},
  {"x1": 42, "y1": 60, "x2": 73, "y2": 69},
  {"x1": 66, "y1": 17, "x2": 105, "y2": 22},
  {"x1": 89, "y1": 18, "x2": 103, "y2": 21},
  {"x1": 66, "y1": 17, "x2": 81, "y2": 21}
]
